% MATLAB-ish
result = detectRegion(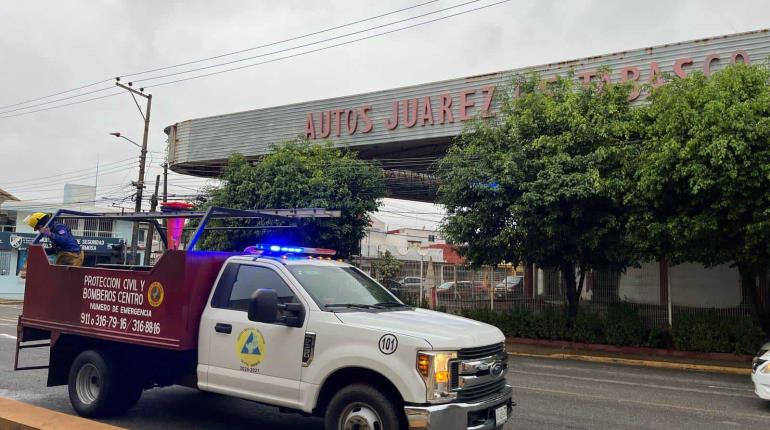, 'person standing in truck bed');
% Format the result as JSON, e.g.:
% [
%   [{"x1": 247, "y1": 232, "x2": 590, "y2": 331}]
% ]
[{"x1": 23, "y1": 212, "x2": 84, "y2": 266}]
